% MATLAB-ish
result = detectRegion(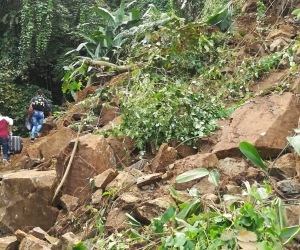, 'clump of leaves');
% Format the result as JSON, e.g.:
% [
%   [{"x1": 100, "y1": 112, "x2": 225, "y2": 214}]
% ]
[{"x1": 120, "y1": 74, "x2": 227, "y2": 149}]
